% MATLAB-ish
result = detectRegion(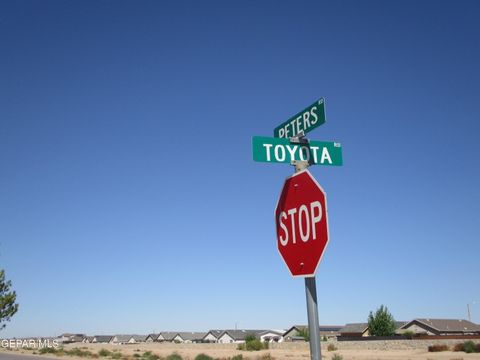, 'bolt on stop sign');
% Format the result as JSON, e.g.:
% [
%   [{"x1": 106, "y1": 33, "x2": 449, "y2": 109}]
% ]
[{"x1": 275, "y1": 169, "x2": 329, "y2": 277}]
